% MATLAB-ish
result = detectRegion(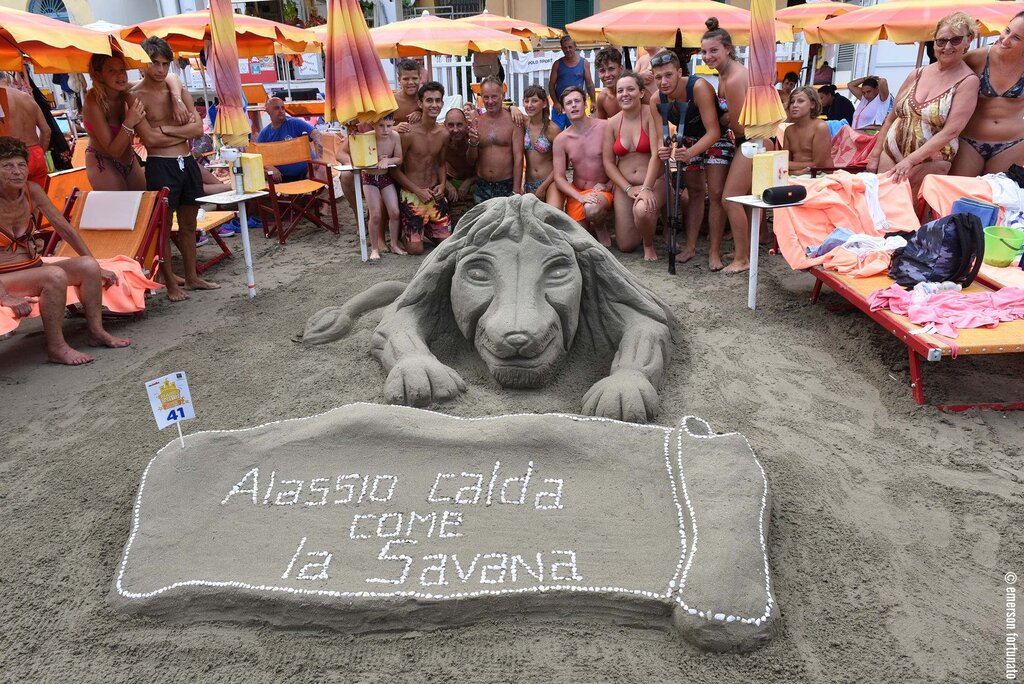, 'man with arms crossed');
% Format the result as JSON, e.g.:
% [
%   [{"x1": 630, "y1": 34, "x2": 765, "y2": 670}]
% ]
[
  {"x1": 553, "y1": 86, "x2": 613, "y2": 246},
  {"x1": 473, "y1": 77, "x2": 523, "y2": 204},
  {"x1": 131, "y1": 37, "x2": 218, "y2": 301},
  {"x1": 391, "y1": 82, "x2": 451, "y2": 255}
]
